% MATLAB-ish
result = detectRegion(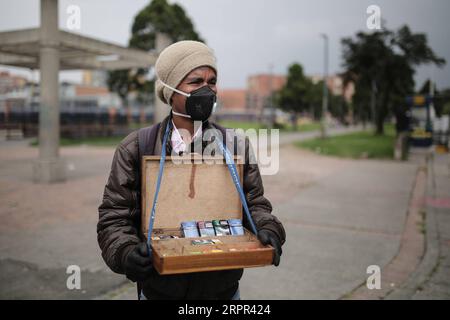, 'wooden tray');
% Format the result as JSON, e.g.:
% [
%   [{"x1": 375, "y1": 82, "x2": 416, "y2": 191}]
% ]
[{"x1": 141, "y1": 155, "x2": 274, "y2": 275}]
